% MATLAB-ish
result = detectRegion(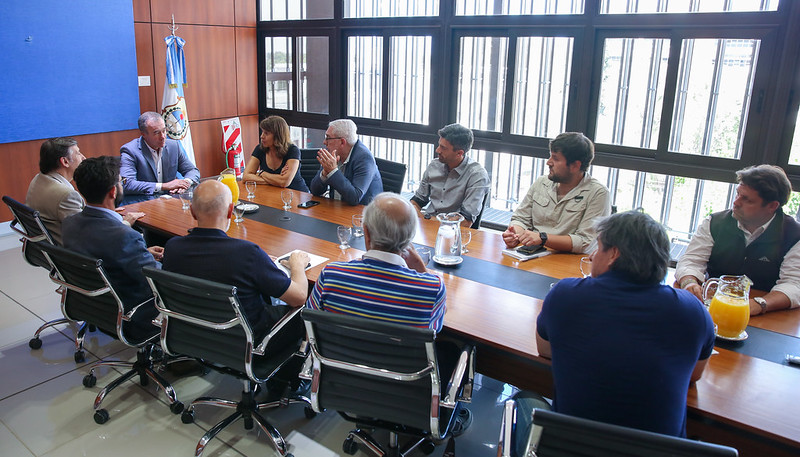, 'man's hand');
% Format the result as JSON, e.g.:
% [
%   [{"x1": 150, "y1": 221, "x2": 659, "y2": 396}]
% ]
[
  {"x1": 147, "y1": 246, "x2": 164, "y2": 261},
  {"x1": 401, "y1": 245, "x2": 427, "y2": 273},
  {"x1": 162, "y1": 179, "x2": 191, "y2": 193},
  {"x1": 123, "y1": 211, "x2": 145, "y2": 226},
  {"x1": 286, "y1": 250, "x2": 310, "y2": 272},
  {"x1": 502, "y1": 226, "x2": 522, "y2": 248},
  {"x1": 685, "y1": 283, "x2": 703, "y2": 302},
  {"x1": 517, "y1": 229, "x2": 543, "y2": 247},
  {"x1": 317, "y1": 148, "x2": 339, "y2": 175}
]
